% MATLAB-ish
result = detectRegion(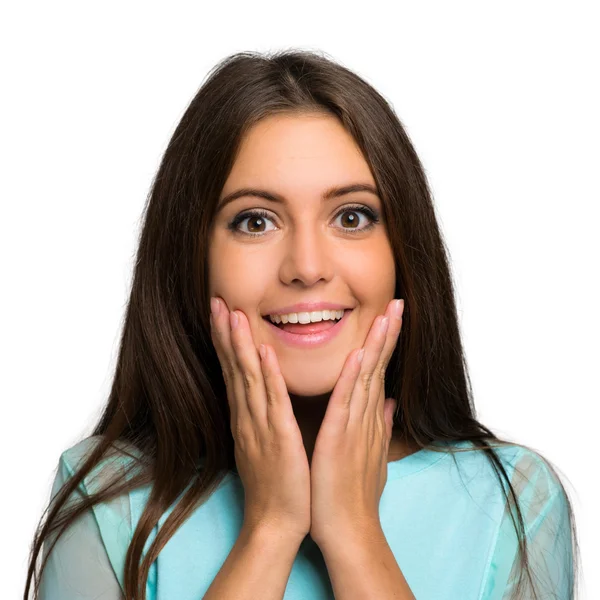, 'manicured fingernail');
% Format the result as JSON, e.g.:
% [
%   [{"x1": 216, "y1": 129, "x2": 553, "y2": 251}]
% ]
[
  {"x1": 210, "y1": 297, "x2": 221, "y2": 317},
  {"x1": 380, "y1": 316, "x2": 389, "y2": 334},
  {"x1": 393, "y1": 299, "x2": 404, "y2": 319},
  {"x1": 357, "y1": 348, "x2": 365, "y2": 364},
  {"x1": 230, "y1": 312, "x2": 239, "y2": 329}
]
